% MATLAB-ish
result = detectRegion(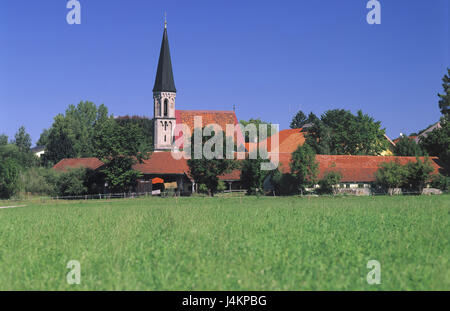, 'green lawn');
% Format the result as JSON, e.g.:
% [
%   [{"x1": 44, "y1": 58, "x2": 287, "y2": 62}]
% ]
[{"x1": 0, "y1": 195, "x2": 449, "y2": 290}]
